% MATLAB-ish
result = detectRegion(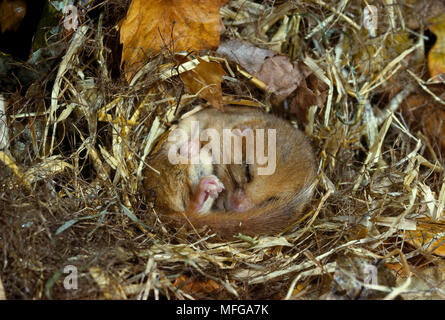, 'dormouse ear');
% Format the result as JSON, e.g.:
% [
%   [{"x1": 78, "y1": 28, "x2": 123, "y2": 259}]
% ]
[
  {"x1": 232, "y1": 123, "x2": 250, "y2": 134},
  {"x1": 230, "y1": 122, "x2": 257, "y2": 140},
  {"x1": 232, "y1": 120, "x2": 264, "y2": 132}
]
